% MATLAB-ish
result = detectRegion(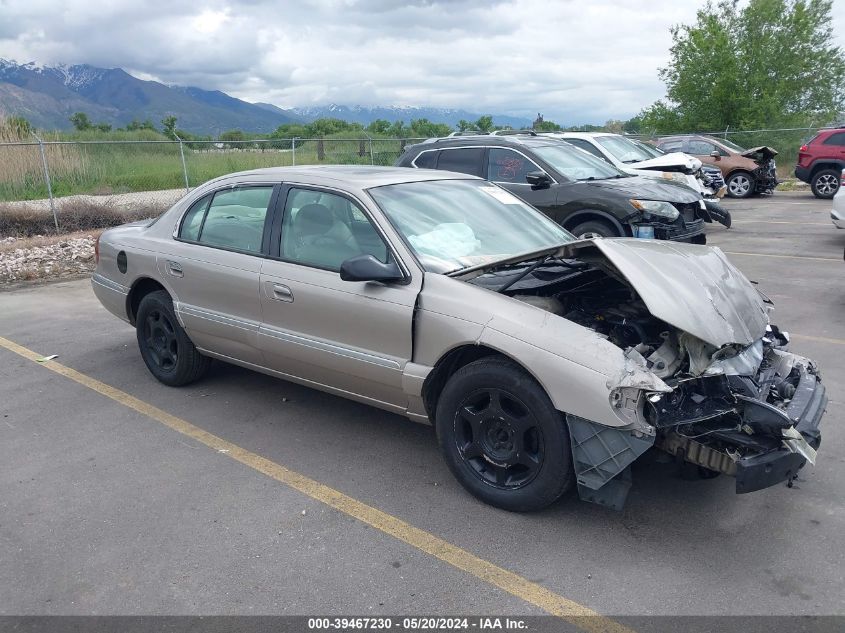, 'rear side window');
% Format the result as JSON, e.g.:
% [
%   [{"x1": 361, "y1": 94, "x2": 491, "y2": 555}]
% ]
[
  {"x1": 179, "y1": 194, "x2": 211, "y2": 241},
  {"x1": 413, "y1": 150, "x2": 438, "y2": 168},
  {"x1": 658, "y1": 140, "x2": 684, "y2": 153},
  {"x1": 822, "y1": 132, "x2": 845, "y2": 146},
  {"x1": 436, "y1": 147, "x2": 484, "y2": 177},
  {"x1": 179, "y1": 186, "x2": 274, "y2": 254},
  {"x1": 486, "y1": 148, "x2": 541, "y2": 183}
]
